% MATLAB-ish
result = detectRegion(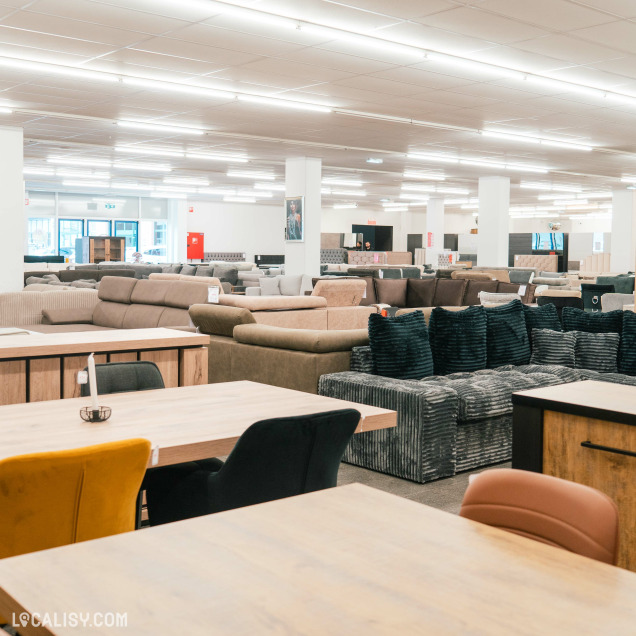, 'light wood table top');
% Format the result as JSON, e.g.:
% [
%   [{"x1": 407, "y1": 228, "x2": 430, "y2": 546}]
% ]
[
  {"x1": 0, "y1": 483, "x2": 634, "y2": 635},
  {"x1": 0, "y1": 381, "x2": 395, "y2": 467},
  {"x1": 513, "y1": 379, "x2": 636, "y2": 425},
  {"x1": 0, "y1": 328, "x2": 209, "y2": 358}
]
